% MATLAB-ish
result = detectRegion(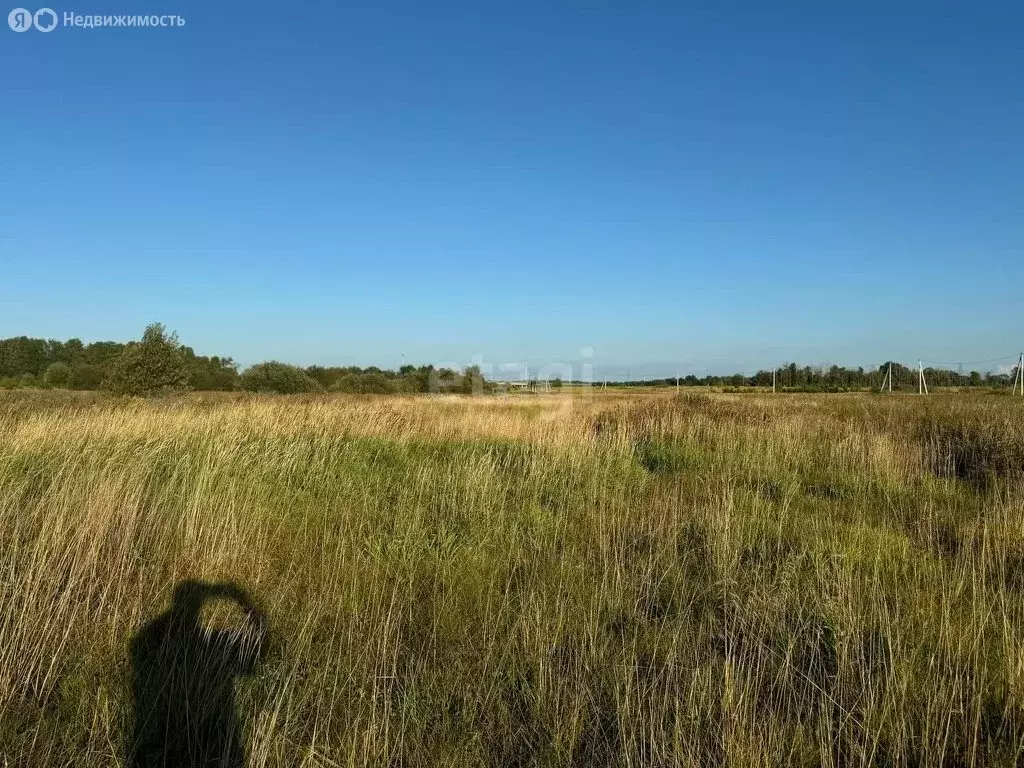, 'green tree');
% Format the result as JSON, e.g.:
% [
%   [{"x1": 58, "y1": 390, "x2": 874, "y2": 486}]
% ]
[
  {"x1": 239, "y1": 362, "x2": 324, "y2": 394},
  {"x1": 104, "y1": 323, "x2": 191, "y2": 396},
  {"x1": 188, "y1": 355, "x2": 239, "y2": 391},
  {"x1": 330, "y1": 372, "x2": 394, "y2": 394},
  {"x1": 69, "y1": 364, "x2": 102, "y2": 390},
  {"x1": 460, "y1": 365, "x2": 485, "y2": 394},
  {"x1": 304, "y1": 366, "x2": 335, "y2": 389},
  {"x1": 43, "y1": 361, "x2": 71, "y2": 387}
]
